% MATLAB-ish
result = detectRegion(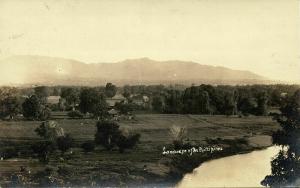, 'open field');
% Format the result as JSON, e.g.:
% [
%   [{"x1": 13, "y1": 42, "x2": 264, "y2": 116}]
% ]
[{"x1": 0, "y1": 113, "x2": 280, "y2": 186}]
